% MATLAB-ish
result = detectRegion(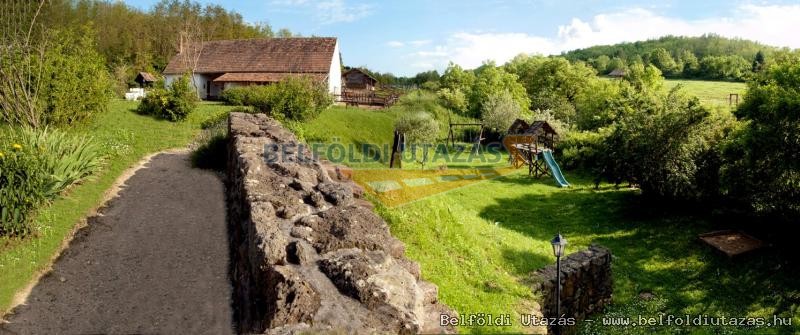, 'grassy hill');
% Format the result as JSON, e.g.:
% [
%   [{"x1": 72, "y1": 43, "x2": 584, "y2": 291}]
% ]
[{"x1": 665, "y1": 79, "x2": 747, "y2": 107}]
